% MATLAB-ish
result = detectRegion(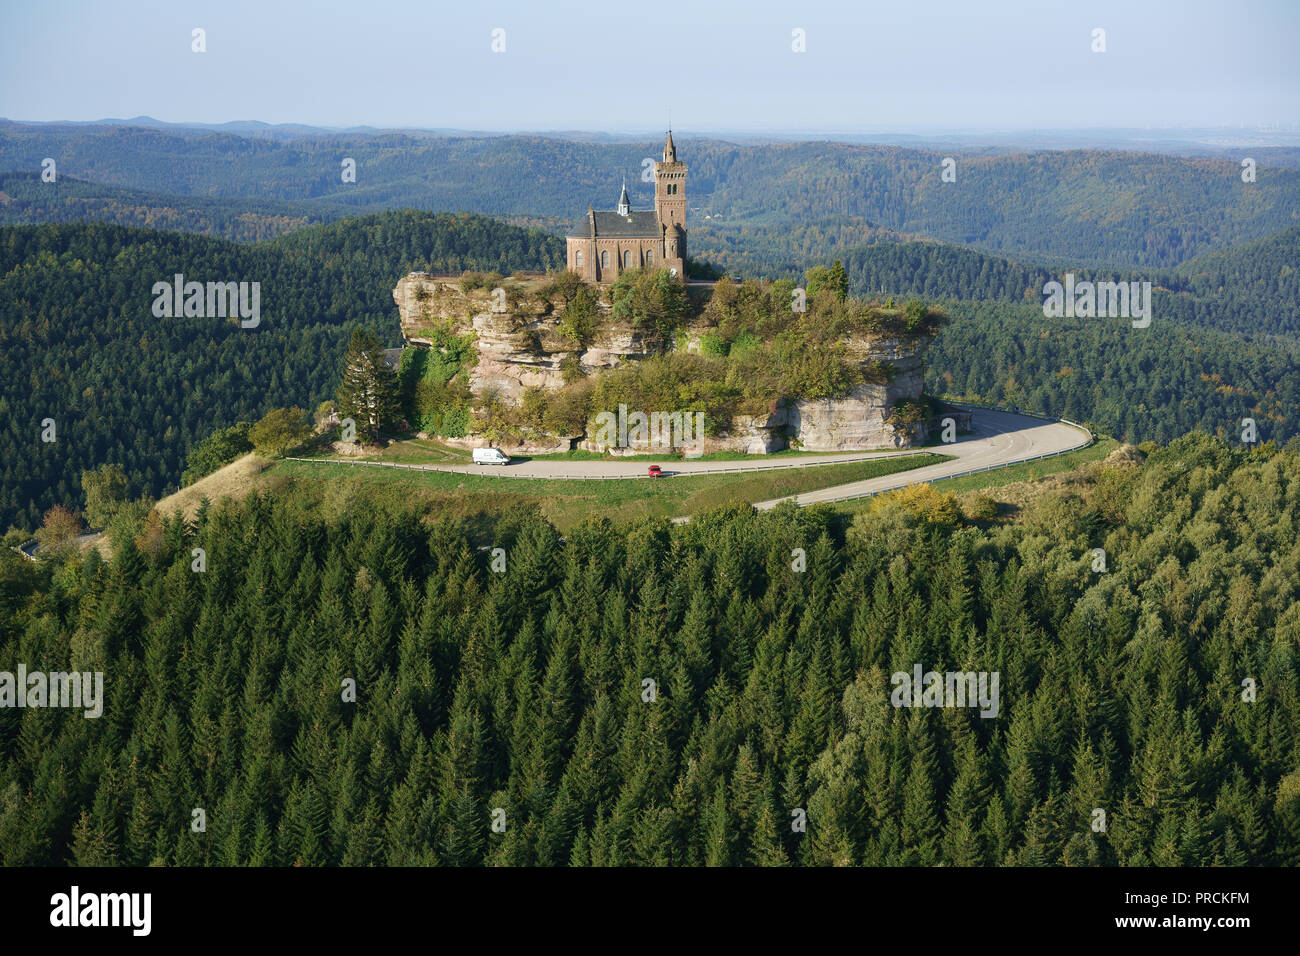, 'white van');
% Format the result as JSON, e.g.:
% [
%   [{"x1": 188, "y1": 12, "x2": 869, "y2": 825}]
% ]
[{"x1": 472, "y1": 447, "x2": 511, "y2": 465}]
